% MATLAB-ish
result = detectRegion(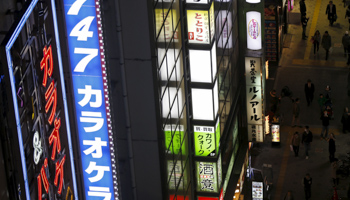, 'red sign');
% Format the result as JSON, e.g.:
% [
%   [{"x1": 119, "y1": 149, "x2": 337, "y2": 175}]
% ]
[
  {"x1": 169, "y1": 194, "x2": 189, "y2": 200},
  {"x1": 37, "y1": 45, "x2": 67, "y2": 199},
  {"x1": 198, "y1": 197, "x2": 218, "y2": 200}
]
